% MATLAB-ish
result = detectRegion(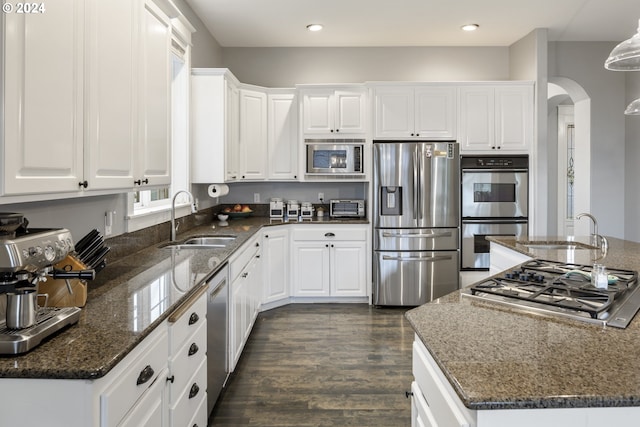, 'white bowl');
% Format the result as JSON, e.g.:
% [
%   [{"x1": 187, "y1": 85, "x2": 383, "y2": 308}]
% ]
[{"x1": 217, "y1": 213, "x2": 229, "y2": 221}]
